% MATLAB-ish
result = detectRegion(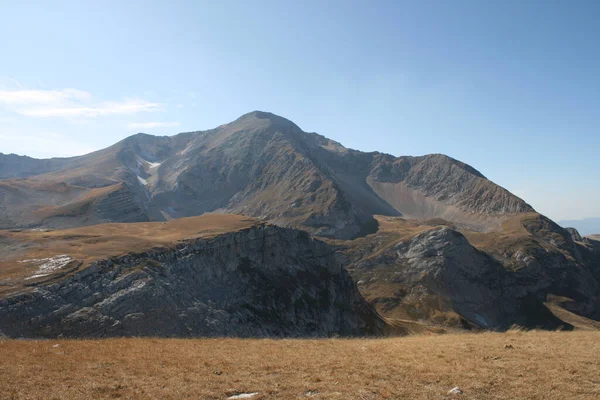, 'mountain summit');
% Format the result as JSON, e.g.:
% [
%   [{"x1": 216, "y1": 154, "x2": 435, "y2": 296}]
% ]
[{"x1": 0, "y1": 111, "x2": 532, "y2": 238}]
